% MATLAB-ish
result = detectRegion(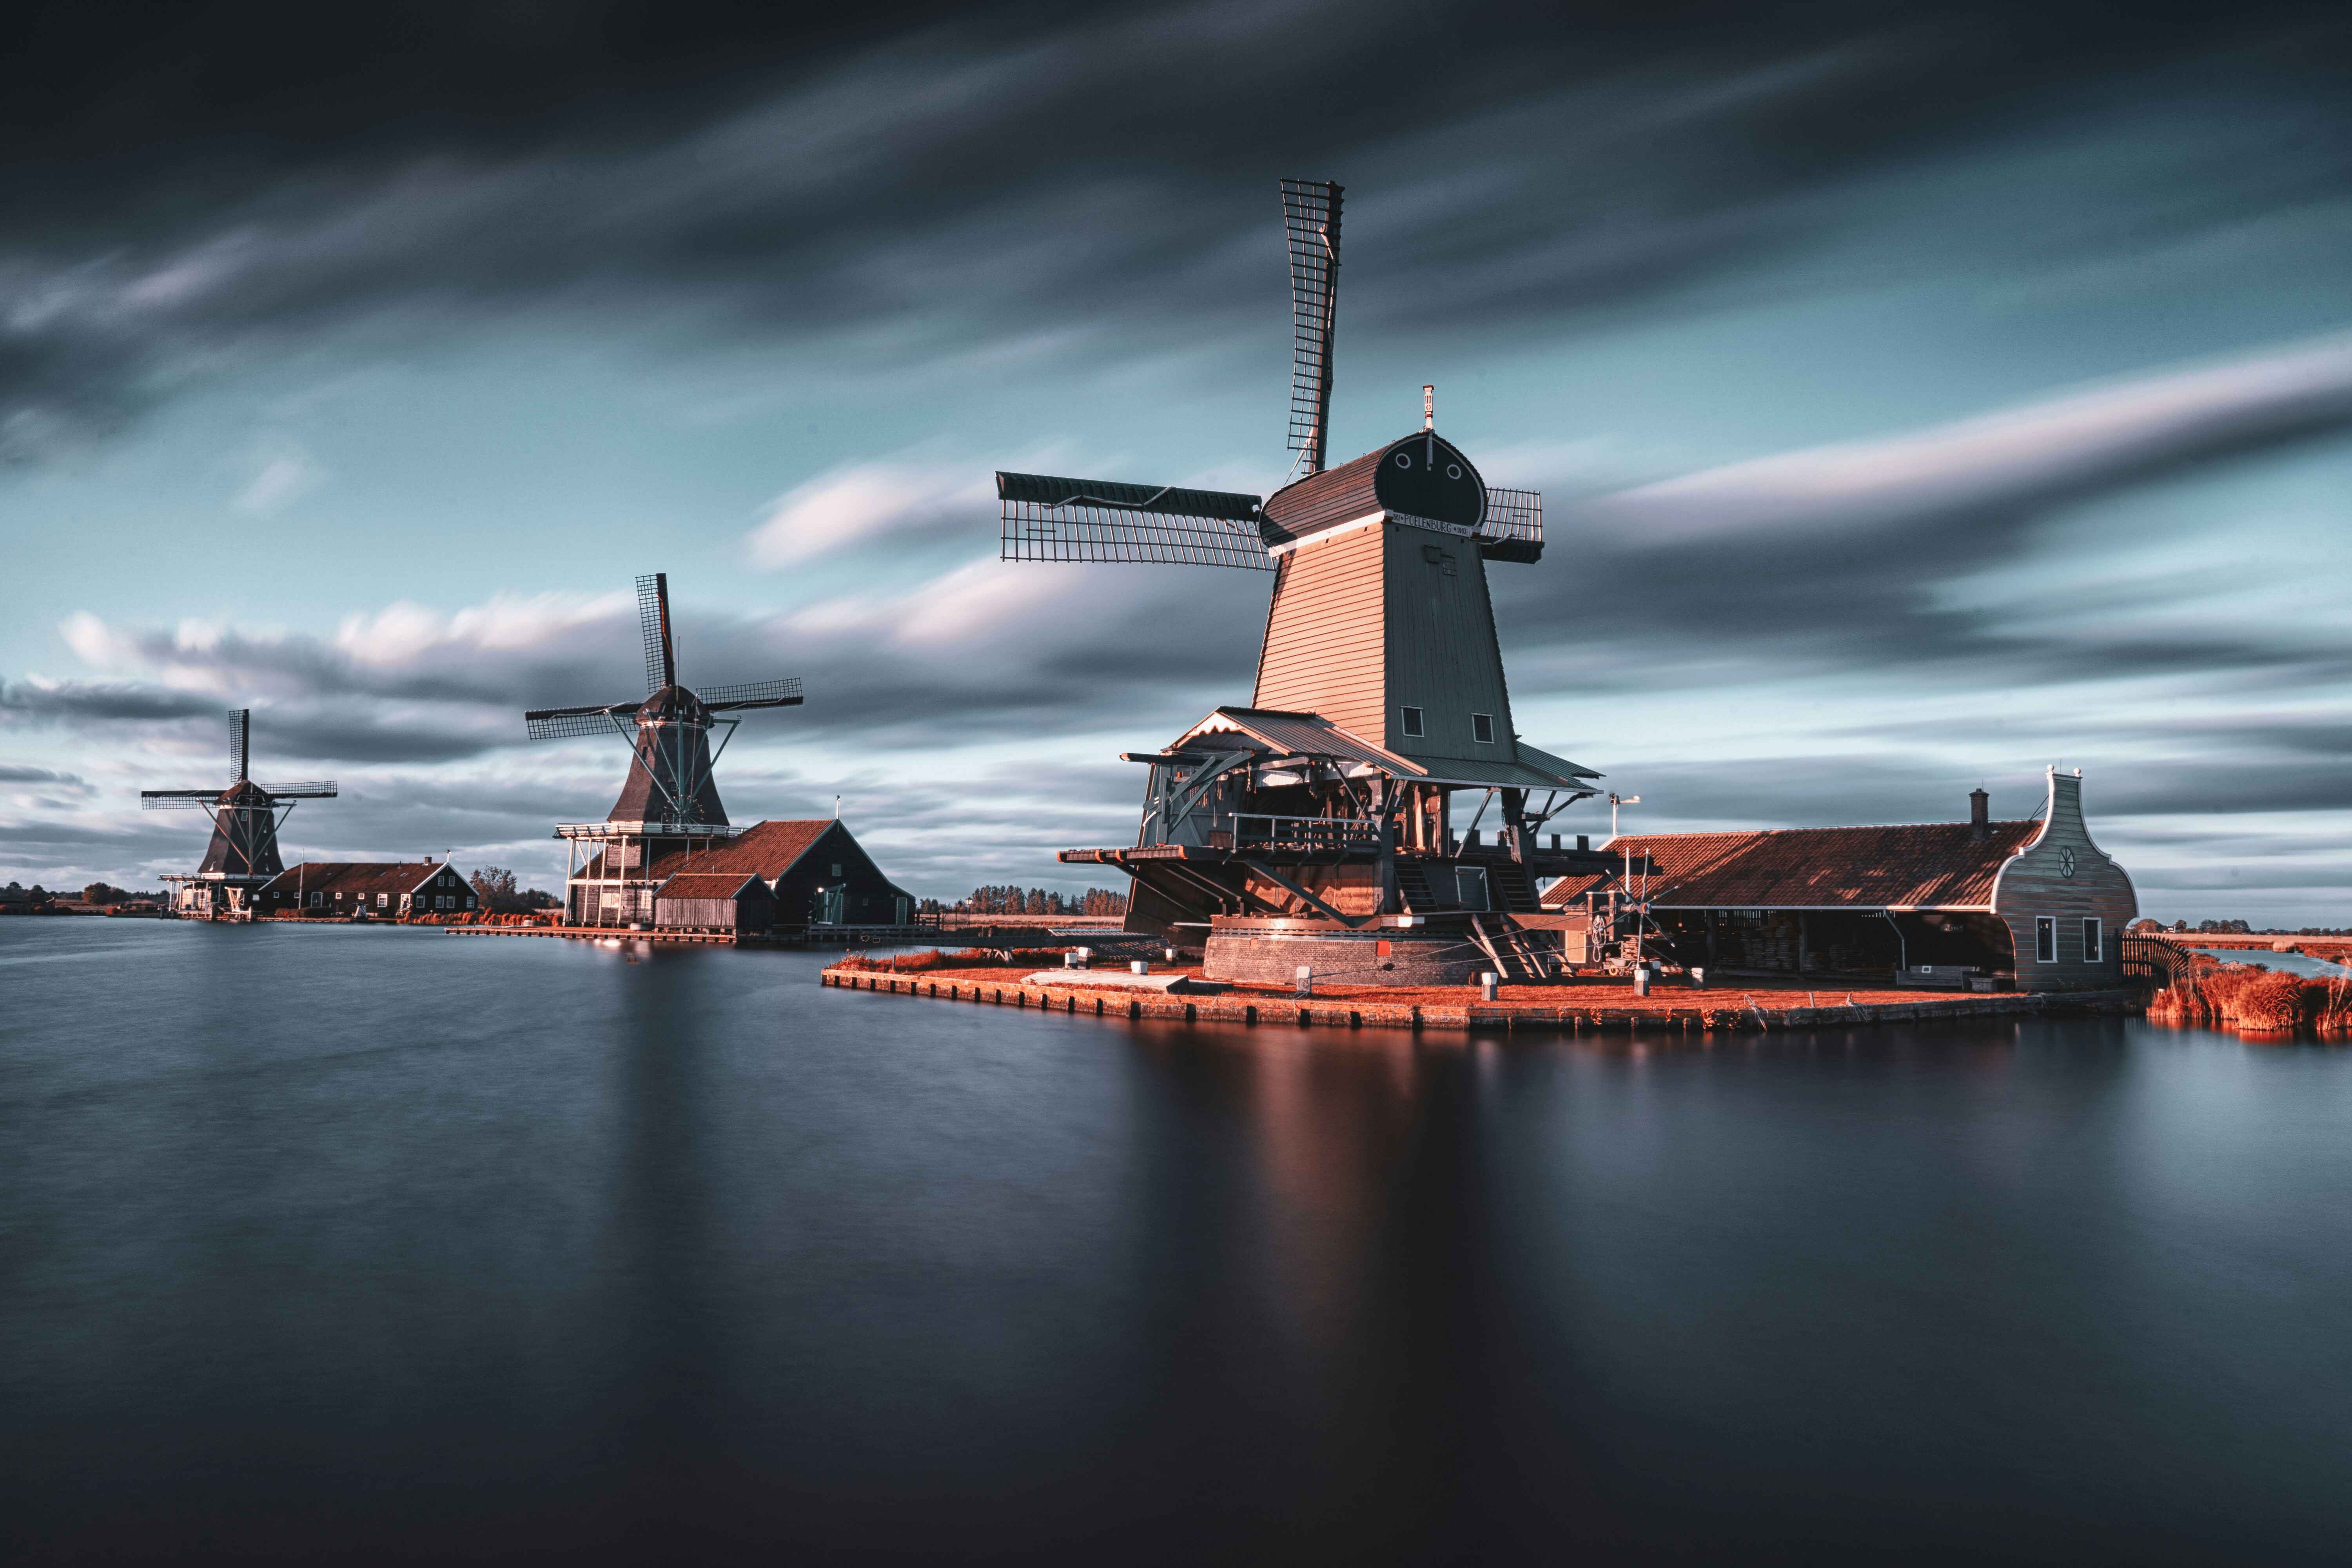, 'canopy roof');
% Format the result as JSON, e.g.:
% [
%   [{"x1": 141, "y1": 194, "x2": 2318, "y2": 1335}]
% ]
[{"x1": 1174, "y1": 706, "x2": 1598, "y2": 793}]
